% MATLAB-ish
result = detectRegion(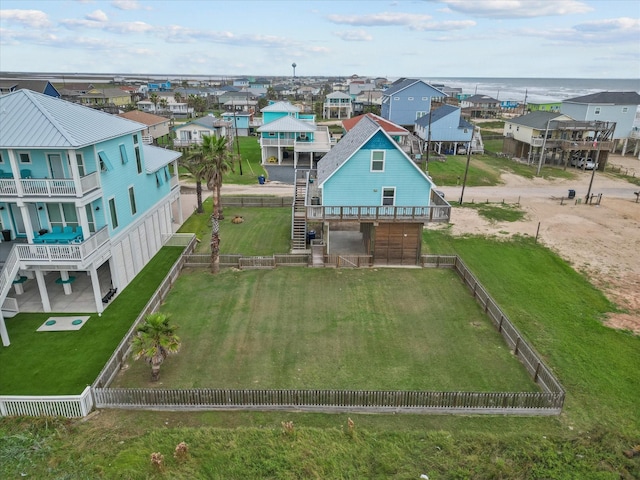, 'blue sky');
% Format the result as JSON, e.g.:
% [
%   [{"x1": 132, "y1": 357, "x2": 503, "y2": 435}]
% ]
[{"x1": 1, "y1": 0, "x2": 639, "y2": 78}]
